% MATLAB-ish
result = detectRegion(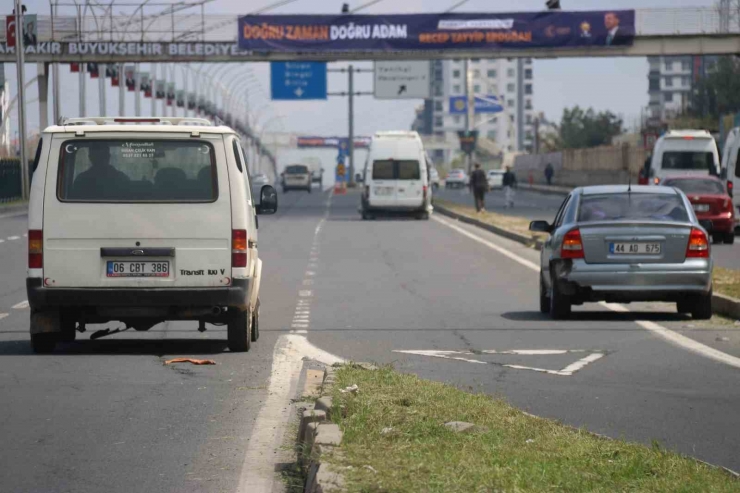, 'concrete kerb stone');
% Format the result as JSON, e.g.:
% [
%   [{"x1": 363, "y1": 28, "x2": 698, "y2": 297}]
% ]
[
  {"x1": 314, "y1": 397, "x2": 333, "y2": 417},
  {"x1": 435, "y1": 202, "x2": 740, "y2": 320}
]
